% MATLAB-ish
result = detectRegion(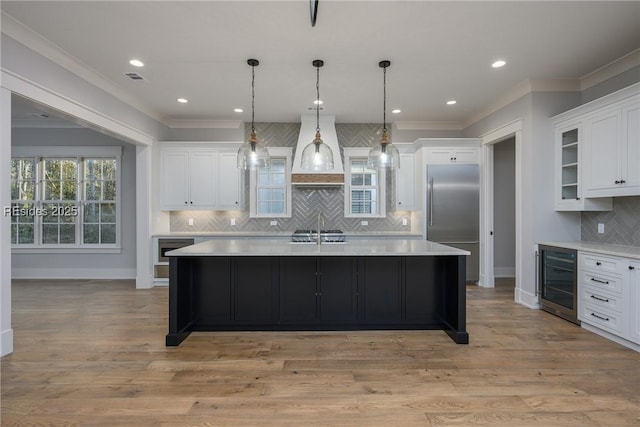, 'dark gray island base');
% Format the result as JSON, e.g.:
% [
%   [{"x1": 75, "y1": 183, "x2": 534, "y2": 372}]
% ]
[{"x1": 166, "y1": 240, "x2": 469, "y2": 346}]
